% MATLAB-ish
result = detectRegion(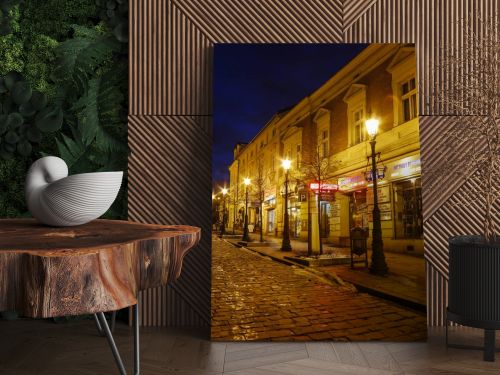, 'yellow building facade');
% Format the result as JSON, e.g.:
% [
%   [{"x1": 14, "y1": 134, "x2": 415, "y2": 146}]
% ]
[{"x1": 227, "y1": 44, "x2": 422, "y2": 255}]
